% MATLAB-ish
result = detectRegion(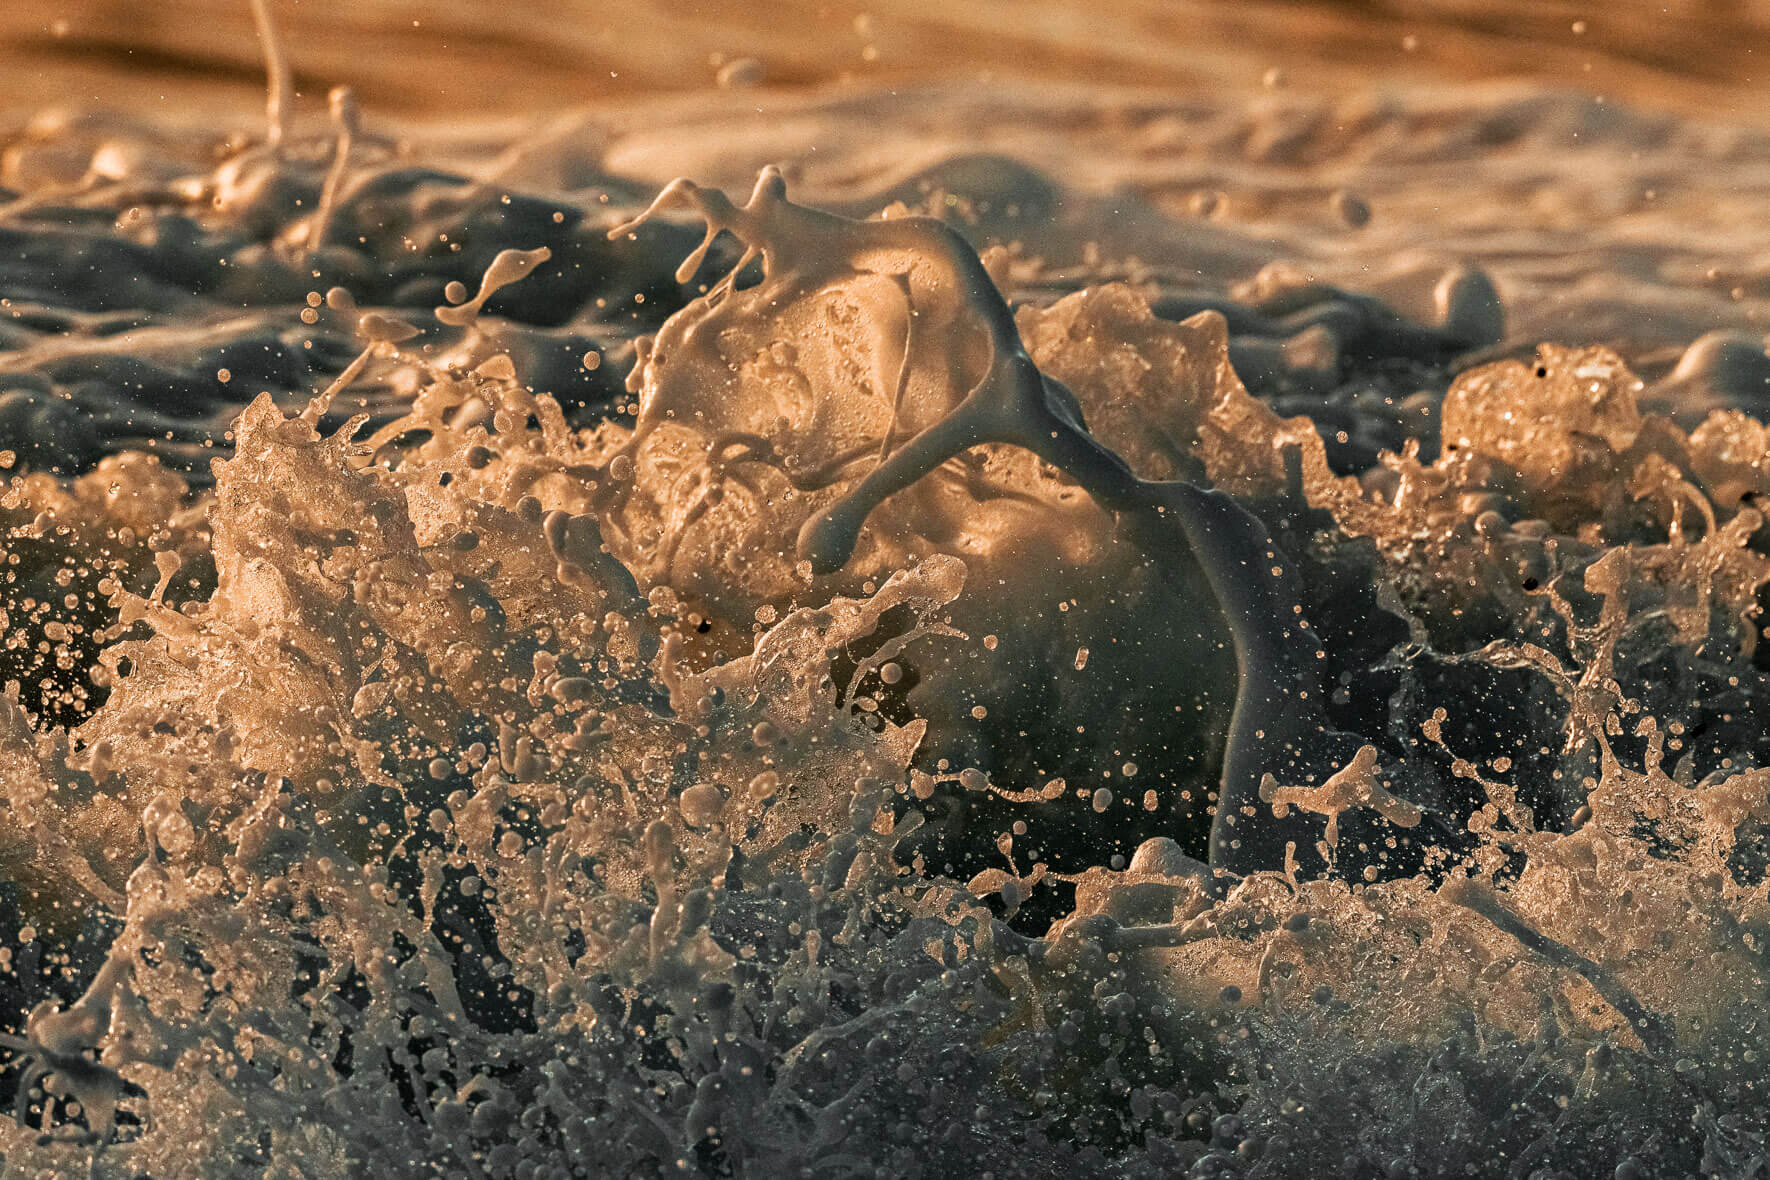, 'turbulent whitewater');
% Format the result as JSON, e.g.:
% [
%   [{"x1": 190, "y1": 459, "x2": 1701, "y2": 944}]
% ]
[{"x1": 4, "y1": 18, "x2": 1770, "y2": 1180}]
